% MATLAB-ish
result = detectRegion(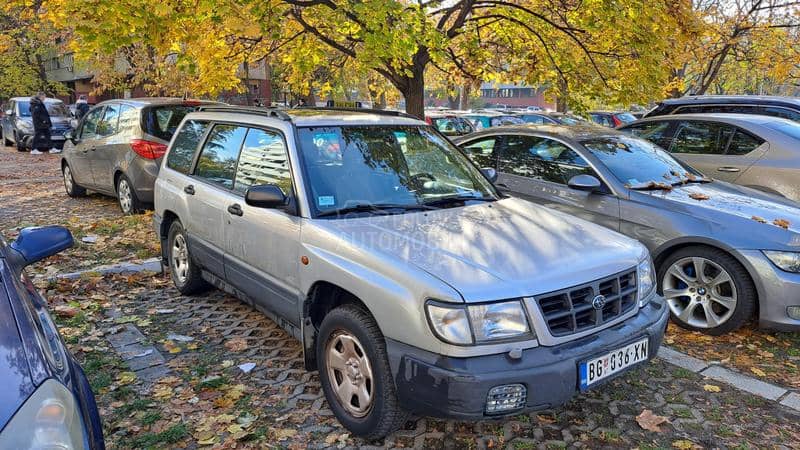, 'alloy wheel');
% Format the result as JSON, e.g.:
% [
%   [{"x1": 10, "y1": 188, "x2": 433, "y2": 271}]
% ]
[
  {"x1": 662, "y1": 256, "x2": 737, "y2": 329},
  {"x1": 118, "y1": 179, "x2": 133, "y2": 213},
  {"x1": 171, "y1": 234, "x2": 189, "y2": 284},
  {"x1": 63, "y1": 165, "x2": 74, "y2": 193},
  {"x1": 325, "y1": 330, "x2": 374, "y2": 418}
]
